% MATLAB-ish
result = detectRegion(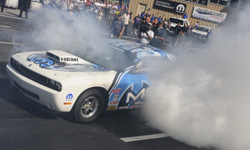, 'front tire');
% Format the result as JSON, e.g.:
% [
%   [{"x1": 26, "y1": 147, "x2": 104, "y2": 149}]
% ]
[{"x1": 73, "y1": 89, "x2": 105, "y2": 123}]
